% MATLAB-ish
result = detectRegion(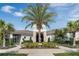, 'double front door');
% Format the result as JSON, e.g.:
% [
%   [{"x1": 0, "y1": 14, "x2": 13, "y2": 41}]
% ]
[{"x1": 36, "y1": 32, "x2": 44, "y2": 42}]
